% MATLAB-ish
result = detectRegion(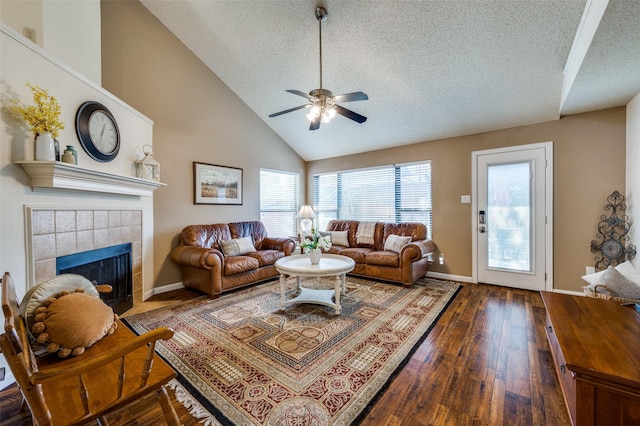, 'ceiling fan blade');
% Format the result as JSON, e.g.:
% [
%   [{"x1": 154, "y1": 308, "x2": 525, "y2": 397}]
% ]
[
  {"x1": 333, "y1": 91, "x2": 368, "y2": 103},
  {"x1": 268, "y1": 104, "x2": 308, "y2": 118},
  {"x1": 286, "y1": 89, "x2": 314, "y2": 100},
  {"x1": 309, "y1": 117, "x2": 320, "y2": 131},
  {"x1": 335, "y1": 105, "x2": 367, "y2": 123}
]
